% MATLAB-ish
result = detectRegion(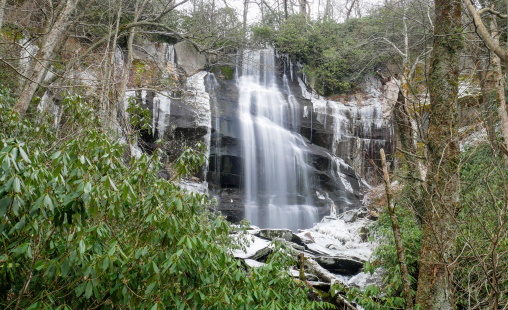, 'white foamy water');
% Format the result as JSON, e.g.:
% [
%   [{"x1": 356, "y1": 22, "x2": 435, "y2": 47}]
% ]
[{"x1": 239, "y1": 49, "x2": 318, "y2": 231}]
